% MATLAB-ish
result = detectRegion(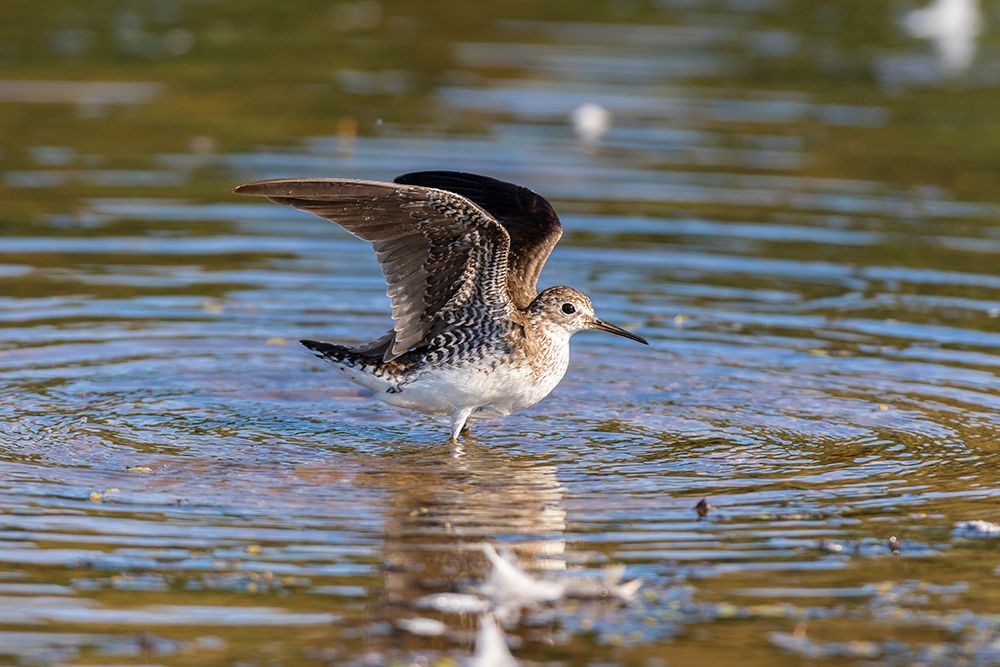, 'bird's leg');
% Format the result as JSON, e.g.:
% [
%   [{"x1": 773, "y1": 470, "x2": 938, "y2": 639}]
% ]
[{"x1": 449, "y1": 407, "x2": 474, "y2": 443}]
